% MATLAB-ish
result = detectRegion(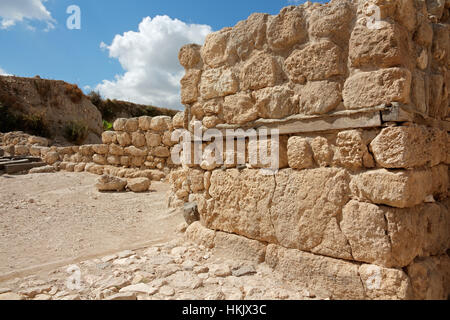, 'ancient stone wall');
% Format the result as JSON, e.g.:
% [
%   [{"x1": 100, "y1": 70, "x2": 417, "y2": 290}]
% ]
[
  {"x1": 174, "y1": 0, "x2": 450, "y2": 300},
  {"x1": 0, "y1": 114, "x2": 185, "y2": 181},
  {"x1": 179, "y1": 0, "x2": 449, "y2": 127}
]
